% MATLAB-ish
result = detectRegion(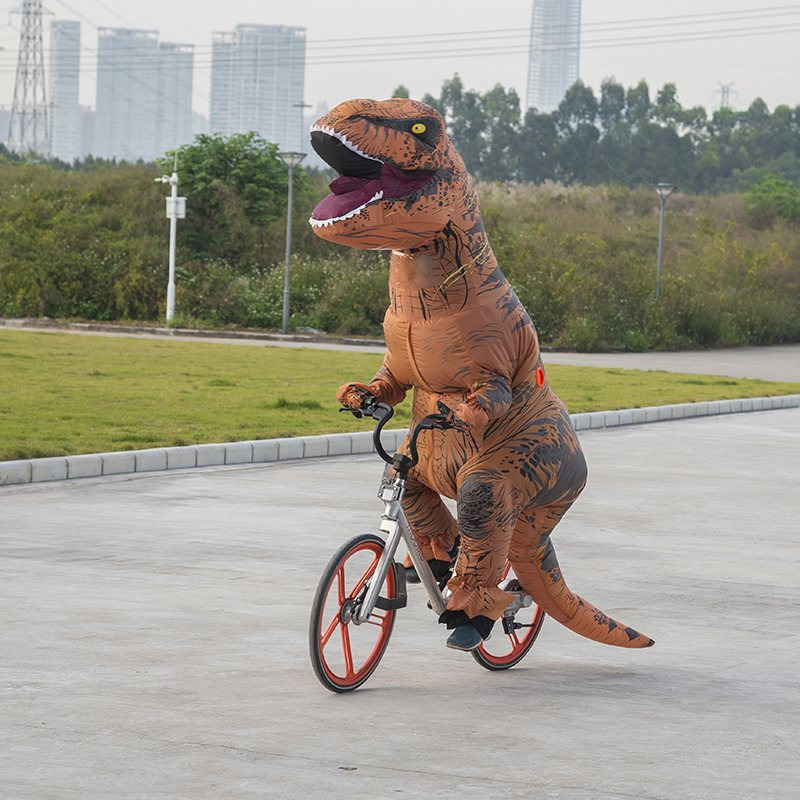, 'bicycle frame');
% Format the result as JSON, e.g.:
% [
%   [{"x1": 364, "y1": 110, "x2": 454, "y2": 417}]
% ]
[{"x1": 355, "y1": 472, "x2": 446, "y2": 623}]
